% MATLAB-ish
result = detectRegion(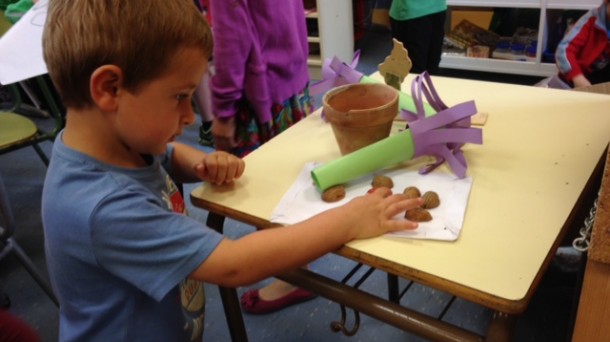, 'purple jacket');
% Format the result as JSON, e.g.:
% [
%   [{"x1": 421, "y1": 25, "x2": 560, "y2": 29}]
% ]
[{"x1": 210, "y1": 0, "x2": 310, "y2": 123}]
